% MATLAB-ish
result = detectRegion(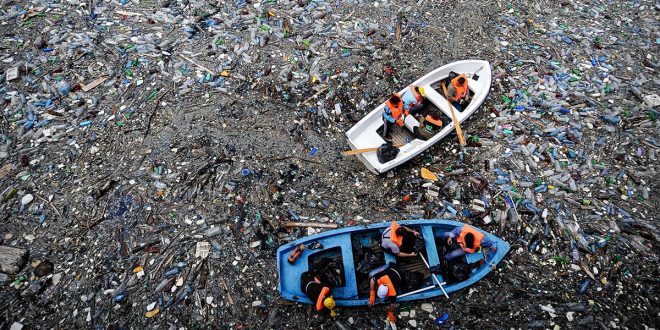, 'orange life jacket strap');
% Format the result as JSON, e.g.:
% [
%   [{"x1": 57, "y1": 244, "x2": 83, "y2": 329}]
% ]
[
  {"x1": 376, "y1": 275, "x2": 397, "y2": 297},
  {"x1": 315, "y1": 286, "x2": 330, "y2": 311},
  {"x1": 425, "y1": 115, "x2": 443, "y2": 127},
  {"x1": 385, "y1": 221, "x2": 403, "y2": 247}
]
